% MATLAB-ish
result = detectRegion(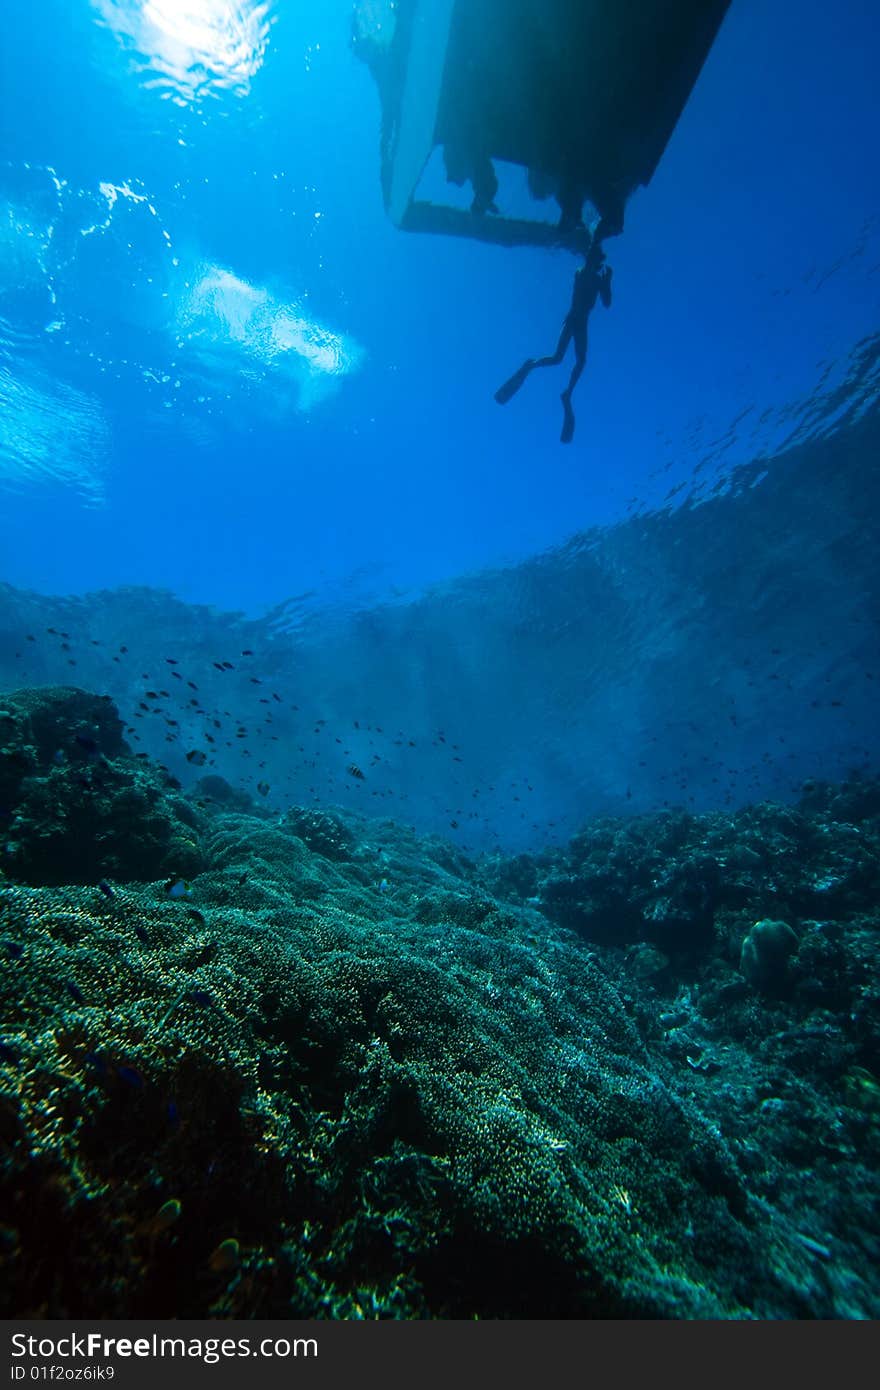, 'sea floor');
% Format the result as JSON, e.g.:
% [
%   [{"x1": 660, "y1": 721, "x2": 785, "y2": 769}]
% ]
[{"x1": 1, "y1": 686, "x2": 878, "y2": 1318}]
